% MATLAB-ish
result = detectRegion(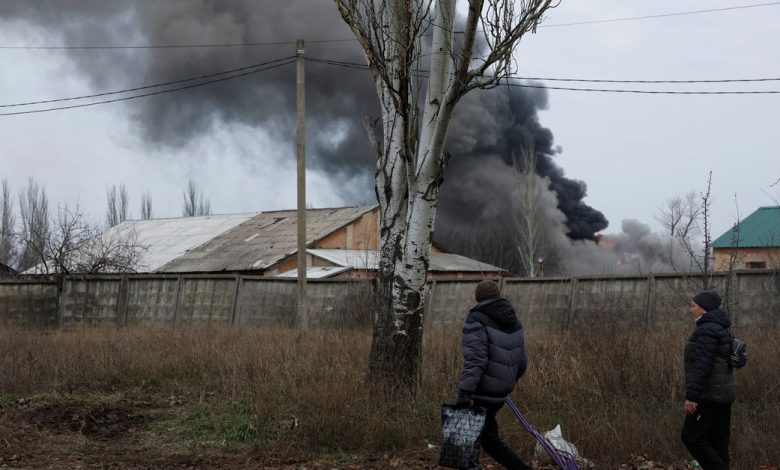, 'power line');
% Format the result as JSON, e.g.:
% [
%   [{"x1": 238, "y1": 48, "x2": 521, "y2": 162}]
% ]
[
  {"x1": 512, "y1": 76, "x2": 780, "y2": 84},
  {"x1": 501, "y1": 82, "x2": 780, "y2": 95},
  {"x1": 1, "y1": 2, "x2": 778, "y2": 50},
  {"x1": 0, "y1": 58, "x2": 295, "y2": 117},
  {"x1": 538, "y1": 2, "x2": 780, "y2": 28},
  {"x1": 0, "y1": 38, "x2": 355, "y2": 50},
  {"x1": 0, "y1": 56, "x2": 295, "y2": 108},
  {"x1": 306, "y1": 57, "x2": 780, "y2": 84},
  {"x1": 306, "y1": 57, "x2": 780, "y2": 94}
]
